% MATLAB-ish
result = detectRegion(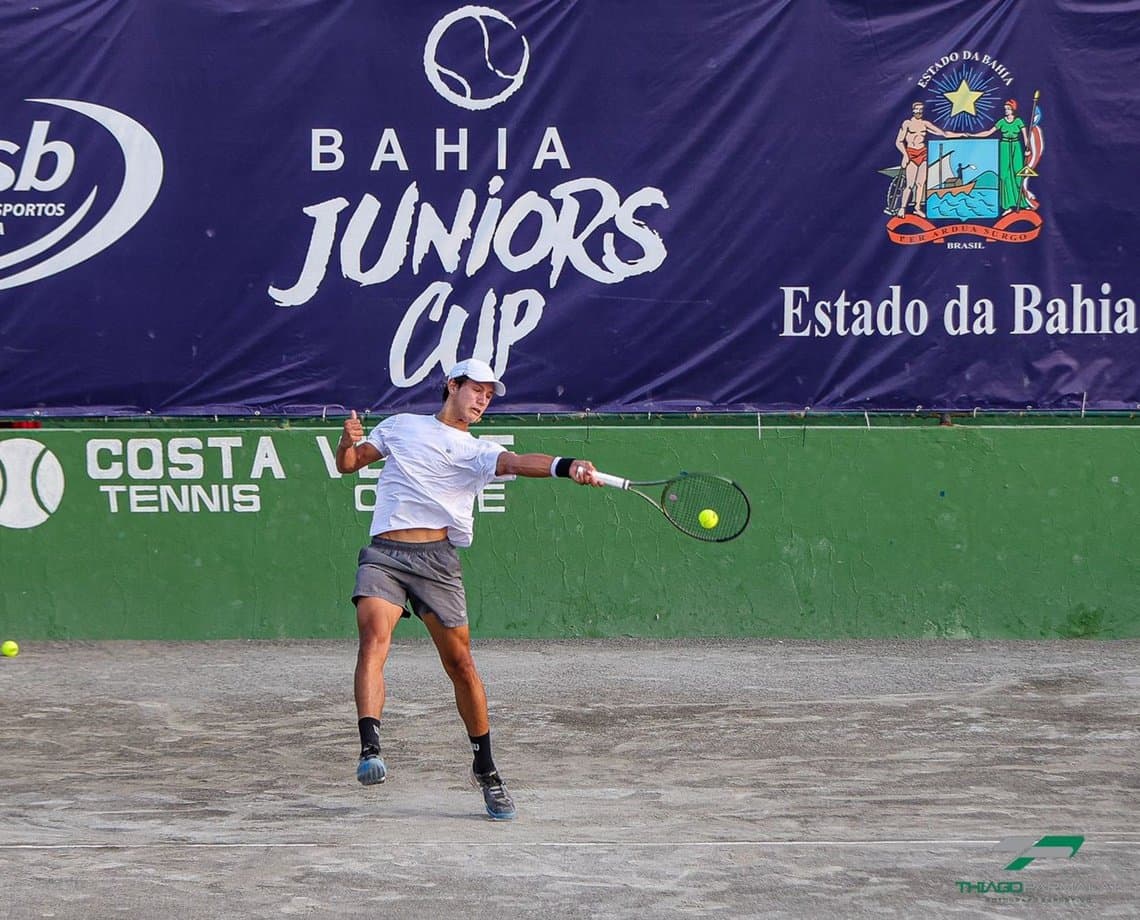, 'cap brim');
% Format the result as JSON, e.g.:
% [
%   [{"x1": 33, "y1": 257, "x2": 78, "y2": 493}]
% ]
[{"x1": 449, "y1": 376, "x2": 505, "y2": 397}]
